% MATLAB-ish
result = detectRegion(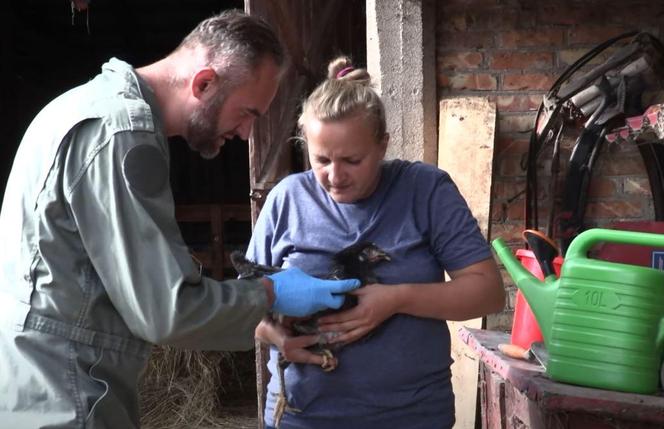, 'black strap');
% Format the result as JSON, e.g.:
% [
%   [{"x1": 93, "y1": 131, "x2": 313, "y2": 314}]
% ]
[{"x1": 525, "y1": 31, "x2": 664, "y2": 254}]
